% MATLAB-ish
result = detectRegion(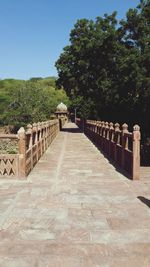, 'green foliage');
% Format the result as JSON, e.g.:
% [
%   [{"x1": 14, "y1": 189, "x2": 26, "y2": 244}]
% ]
[
  {"x1": 56, "y1": 0, "x2": 150, "y2": 137},
  {"x1": 70, "y1": 96, "x2": 95, "y2": 119},
  {"x1": 0, "y1": 79, "x2": 24, "y2": 114},
  {"x1": 0, "y1": 77, "x2": 69, "y2": 127}
]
